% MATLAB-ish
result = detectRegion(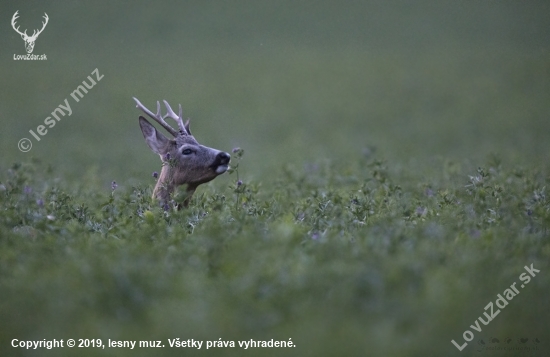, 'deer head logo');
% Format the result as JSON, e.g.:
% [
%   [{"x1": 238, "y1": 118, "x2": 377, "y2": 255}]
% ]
[{"x1": 11, "y1": 11, "x2": 49, "y2": 54}]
